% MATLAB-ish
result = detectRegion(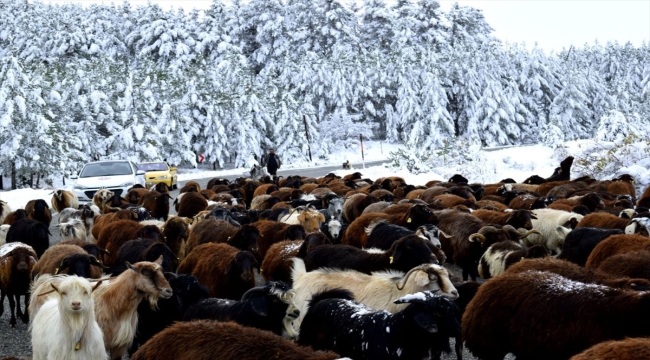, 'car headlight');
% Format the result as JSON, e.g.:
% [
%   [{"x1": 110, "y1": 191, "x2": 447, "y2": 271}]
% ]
[
  {"x1": 156, "y1": 175, "x2": 168, "y2": 180},
  {"x1": 119, "y1": 181, "x2": 135, "y2": 187}
]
